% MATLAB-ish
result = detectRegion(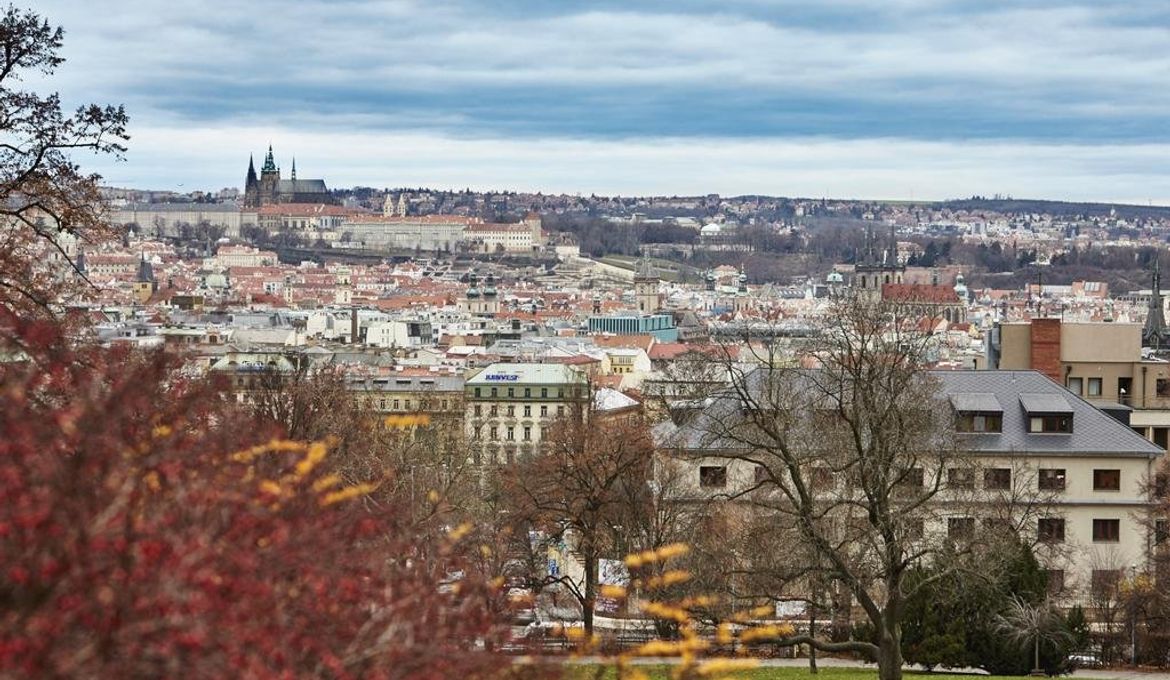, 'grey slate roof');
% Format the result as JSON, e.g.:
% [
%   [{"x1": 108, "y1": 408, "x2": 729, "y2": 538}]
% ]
[
  {"x1": 1018, "y1": 392, "x2": 1073, "y2": 414},
  {"x1": 276, "y1": 179, "x2": 328, "y2": 194},
  {"x1": 949, "y1": 392, "x2": 1003, "y2": 413},
  {"x1": 657, "y1": 368, "x2": 1164, "y2": 458},
  {"x1": 935, "y1": 371, "x2": 1162, "y2": 456}
]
